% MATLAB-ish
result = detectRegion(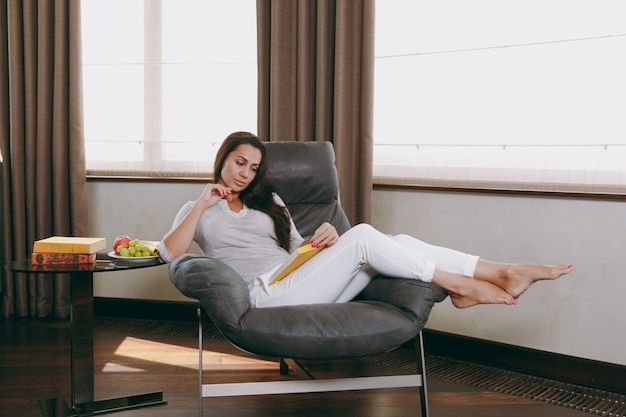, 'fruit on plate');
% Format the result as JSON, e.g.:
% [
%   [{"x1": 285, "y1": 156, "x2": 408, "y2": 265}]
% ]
[
  {"x1": 114, "y1": 236, "x2": 159, "y2": 257},
  {"x1": 113, "y1": 235, "x2": 131, "y2": 254}
]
